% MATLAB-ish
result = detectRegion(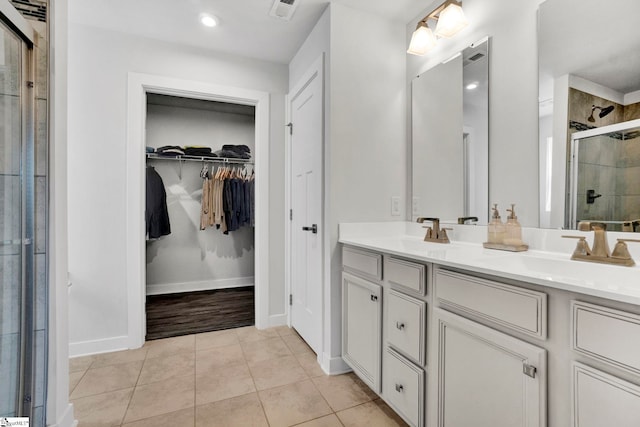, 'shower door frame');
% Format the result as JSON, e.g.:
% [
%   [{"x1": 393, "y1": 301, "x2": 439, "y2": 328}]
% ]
[
  {"x1": 569, "y1": 118, "x2": 640, "y2": 229},
  {"x1": 0, "y1": 0, "x2": 36, "y2": 417}
]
